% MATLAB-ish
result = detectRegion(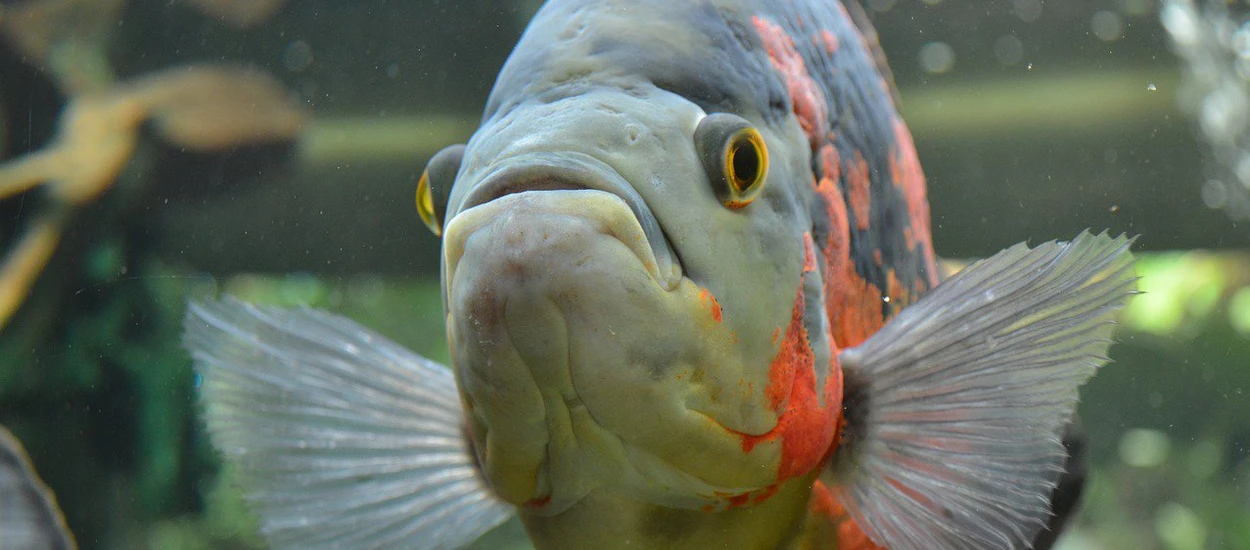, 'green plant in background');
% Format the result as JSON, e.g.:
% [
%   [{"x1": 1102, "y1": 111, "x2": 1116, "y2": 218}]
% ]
[
  {"x1": 1122, "y1": 251, "x2": 1246, "y2": 338},
  {"x1": 143, "y1": 463, "x2": 264, "y2": 550},
  {"x1": 0, "y1": 243, "x2": 214, "y2": 547},
  {"x1": 0, "y1": 255, "x2": 457, "y2": 548},
  {"x1": 1070, "y1": 250, "x2": 1250, "y2": 550}
]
